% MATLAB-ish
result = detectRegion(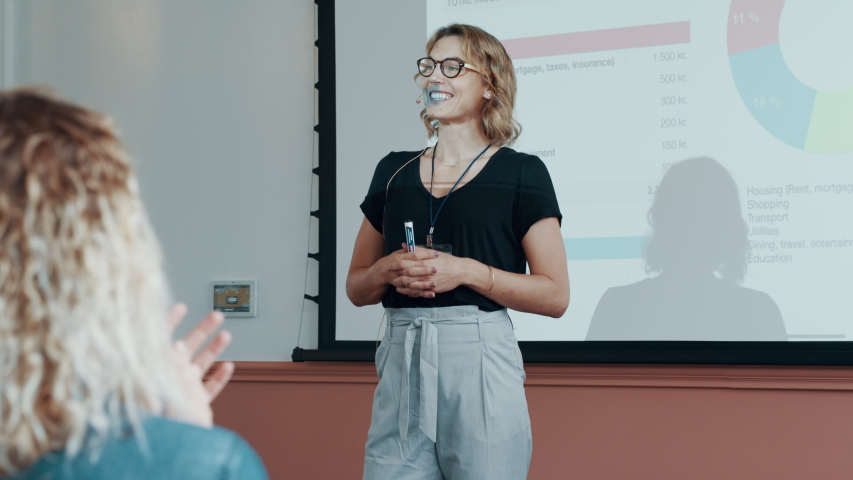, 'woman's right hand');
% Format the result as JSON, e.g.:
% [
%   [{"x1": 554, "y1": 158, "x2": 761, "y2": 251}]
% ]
[
  {"x1": 171, "y1": 339, "x2": 214, "y2": 427},
  {"x1": 383, "y1": 246, "x2": 441, "y2": 297},
  {"x1": 347, "y1": 217, "x2": 438, "y2": 305},
  {"x1": 167, "y1": 303, "x2": 235, "y2": 428}
]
